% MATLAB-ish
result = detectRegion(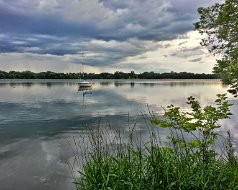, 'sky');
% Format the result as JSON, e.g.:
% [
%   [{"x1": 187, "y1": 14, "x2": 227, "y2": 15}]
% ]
[{"x1": 0, "y1": 0, "x2": 222, "y2": 74}]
